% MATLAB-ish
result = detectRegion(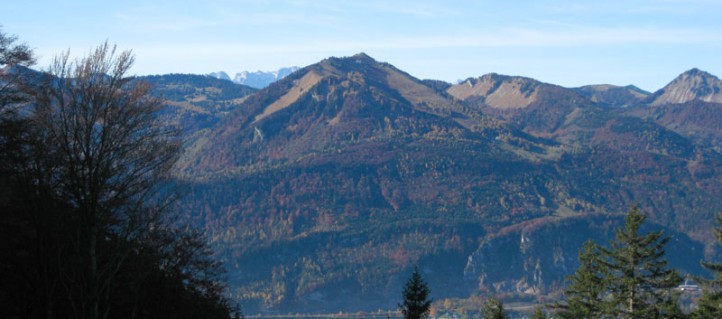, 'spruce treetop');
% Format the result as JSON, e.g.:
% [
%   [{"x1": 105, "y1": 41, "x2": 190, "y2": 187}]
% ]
[{"x1": 400, "y1": 267, "x2": 432, "y2": 319}]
